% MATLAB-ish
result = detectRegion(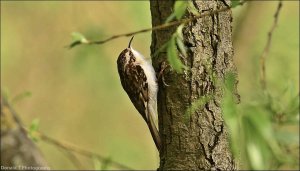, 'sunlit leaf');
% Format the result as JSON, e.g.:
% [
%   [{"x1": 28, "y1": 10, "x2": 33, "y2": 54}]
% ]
[
  {"x1": 69, "y1": 32, "x2": 89, "y2": 48},
  {"x1": 174, "y1": 0, "x2": 188, "y2": 20}
]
